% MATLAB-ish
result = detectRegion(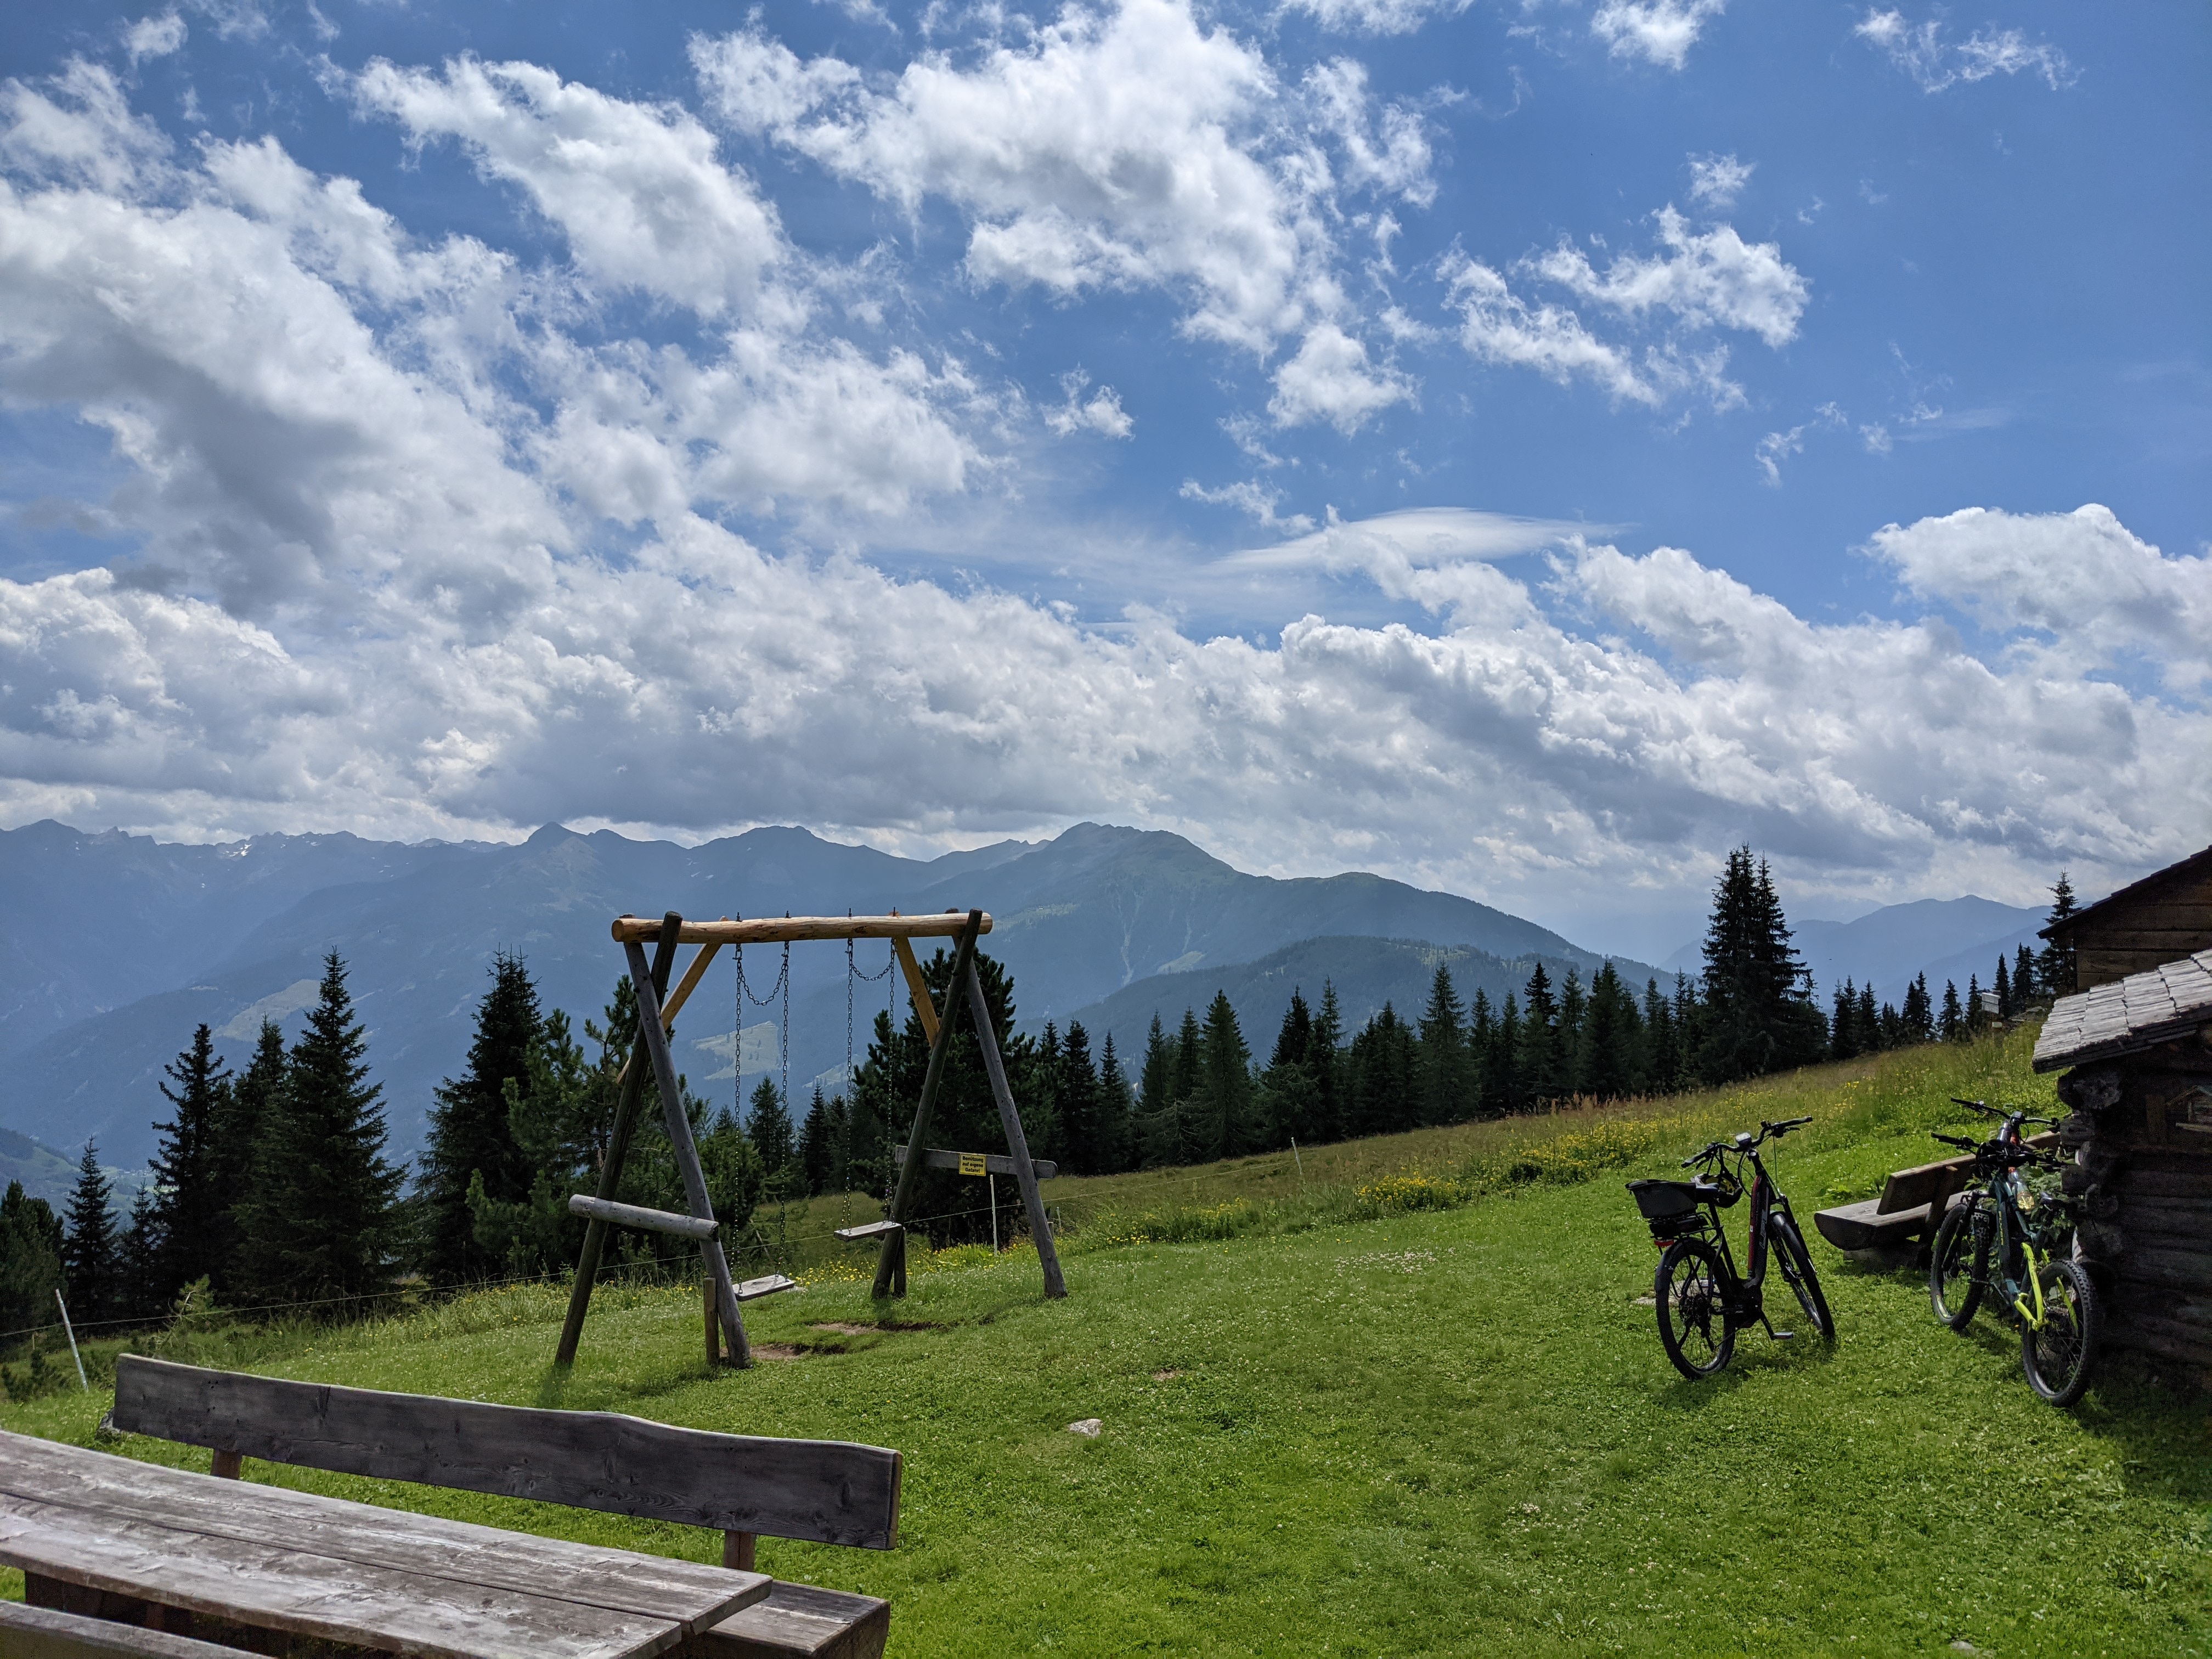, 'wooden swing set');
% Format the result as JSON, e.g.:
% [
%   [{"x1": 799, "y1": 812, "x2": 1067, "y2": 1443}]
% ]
[{"x1": 554, "y1": 907, "x2": 1066, "y2": 1372}]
